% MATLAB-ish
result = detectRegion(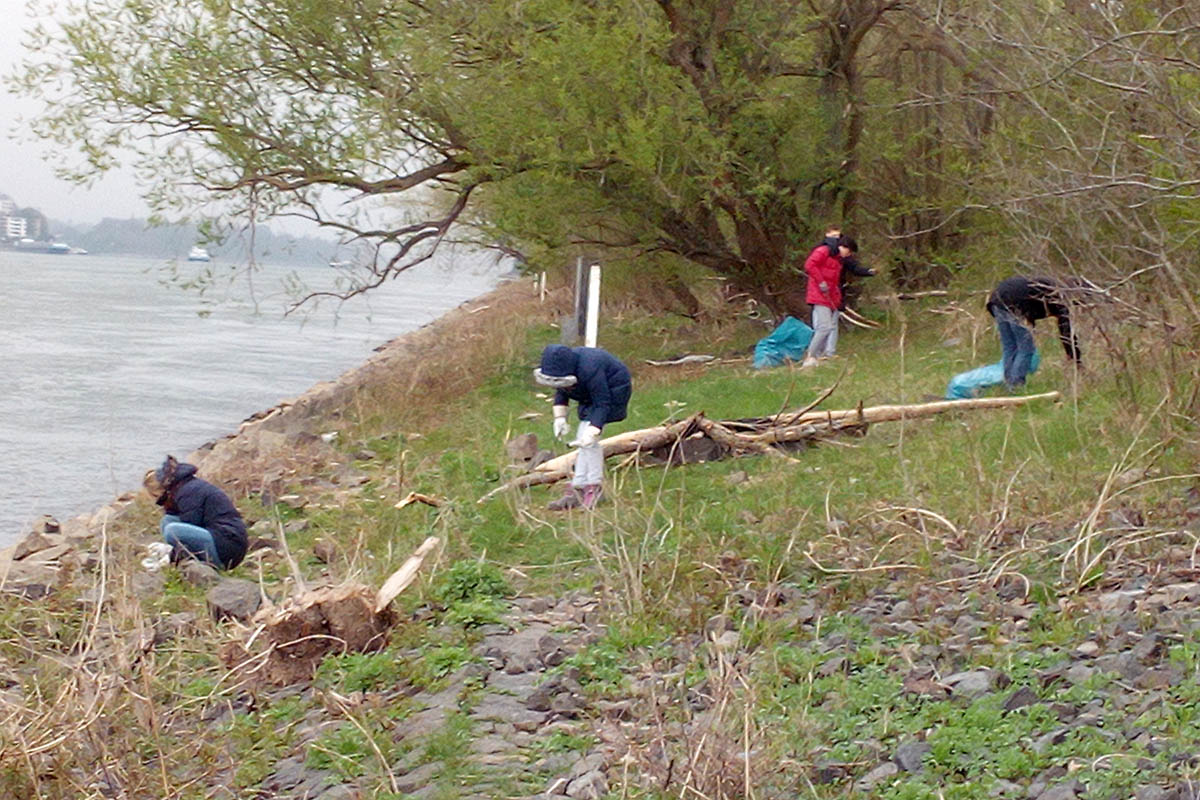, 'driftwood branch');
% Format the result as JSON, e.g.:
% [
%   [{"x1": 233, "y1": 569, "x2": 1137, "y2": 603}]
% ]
[{"x1": 477, "y1": 392, "x2": 1061, "y2": 503}]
